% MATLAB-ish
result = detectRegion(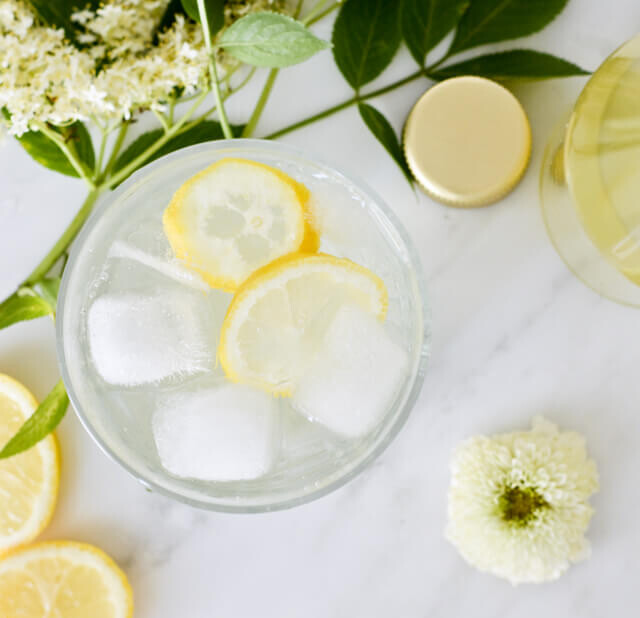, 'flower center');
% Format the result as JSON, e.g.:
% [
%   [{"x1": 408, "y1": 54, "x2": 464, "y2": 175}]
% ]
[{"x1": 499, "y1": 485, "x2": 549, "y2": 527}]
